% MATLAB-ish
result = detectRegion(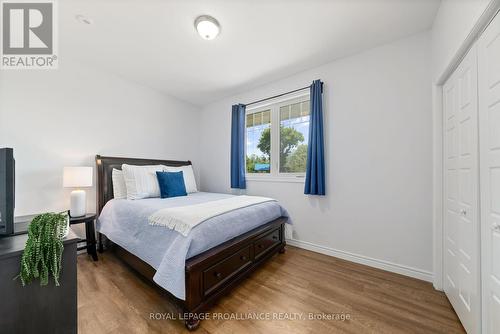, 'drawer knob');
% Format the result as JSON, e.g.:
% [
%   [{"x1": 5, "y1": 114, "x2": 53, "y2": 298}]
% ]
[
  {"x1": 214, "y1": 272, "x2": 222, "y2": 278},
  {"x1": 240, "y1": 255, "x2": 247, "y2": 261},
  {"x1": 272, "y1": 235, "x2": 278, "y2": 240},
  {"x1": 258, "y1": 244, "x2": 263, "y2": 249}
]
